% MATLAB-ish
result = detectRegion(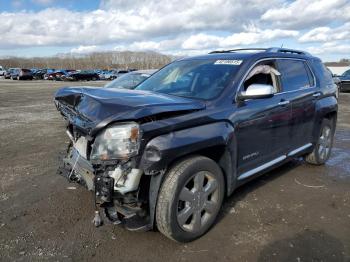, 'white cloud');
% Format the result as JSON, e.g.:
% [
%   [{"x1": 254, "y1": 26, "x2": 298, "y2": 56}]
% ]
[
  {"x1": 0, "y1": 0, "x2": 349, "y2": 61},
  {"x1": 0, "y1": 0, "x2": 282, "y2": 49},
  {"x1": 262, "y1": 0, "x2": 350, "y2": 29},
  {"x1": 182, "y1": 28, "x2": 299, "y2": 50},
  {"x1": 307, "y1": 42, "x2": 350, "y2": 55},
  {"x1": 70, "y1": 45, "x2": 99, "y2": 54},
  {"x1": 299, "y1": 22, "x2": 350, "y2": 43}
]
